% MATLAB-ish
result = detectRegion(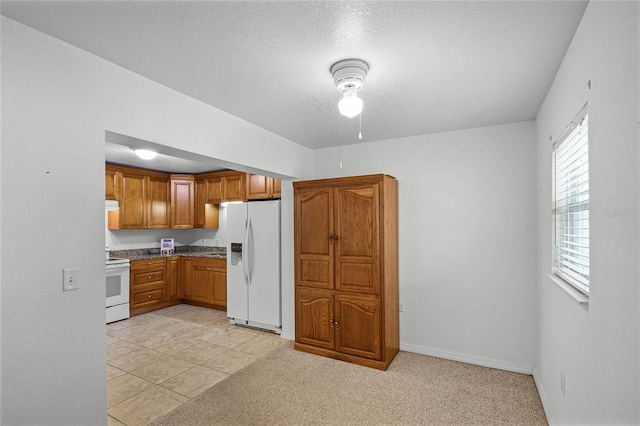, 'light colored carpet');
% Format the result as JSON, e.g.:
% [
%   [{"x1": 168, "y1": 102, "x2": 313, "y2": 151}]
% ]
[{"x1": 153, "y1": 342, "x2": 547, "y2": 425}]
